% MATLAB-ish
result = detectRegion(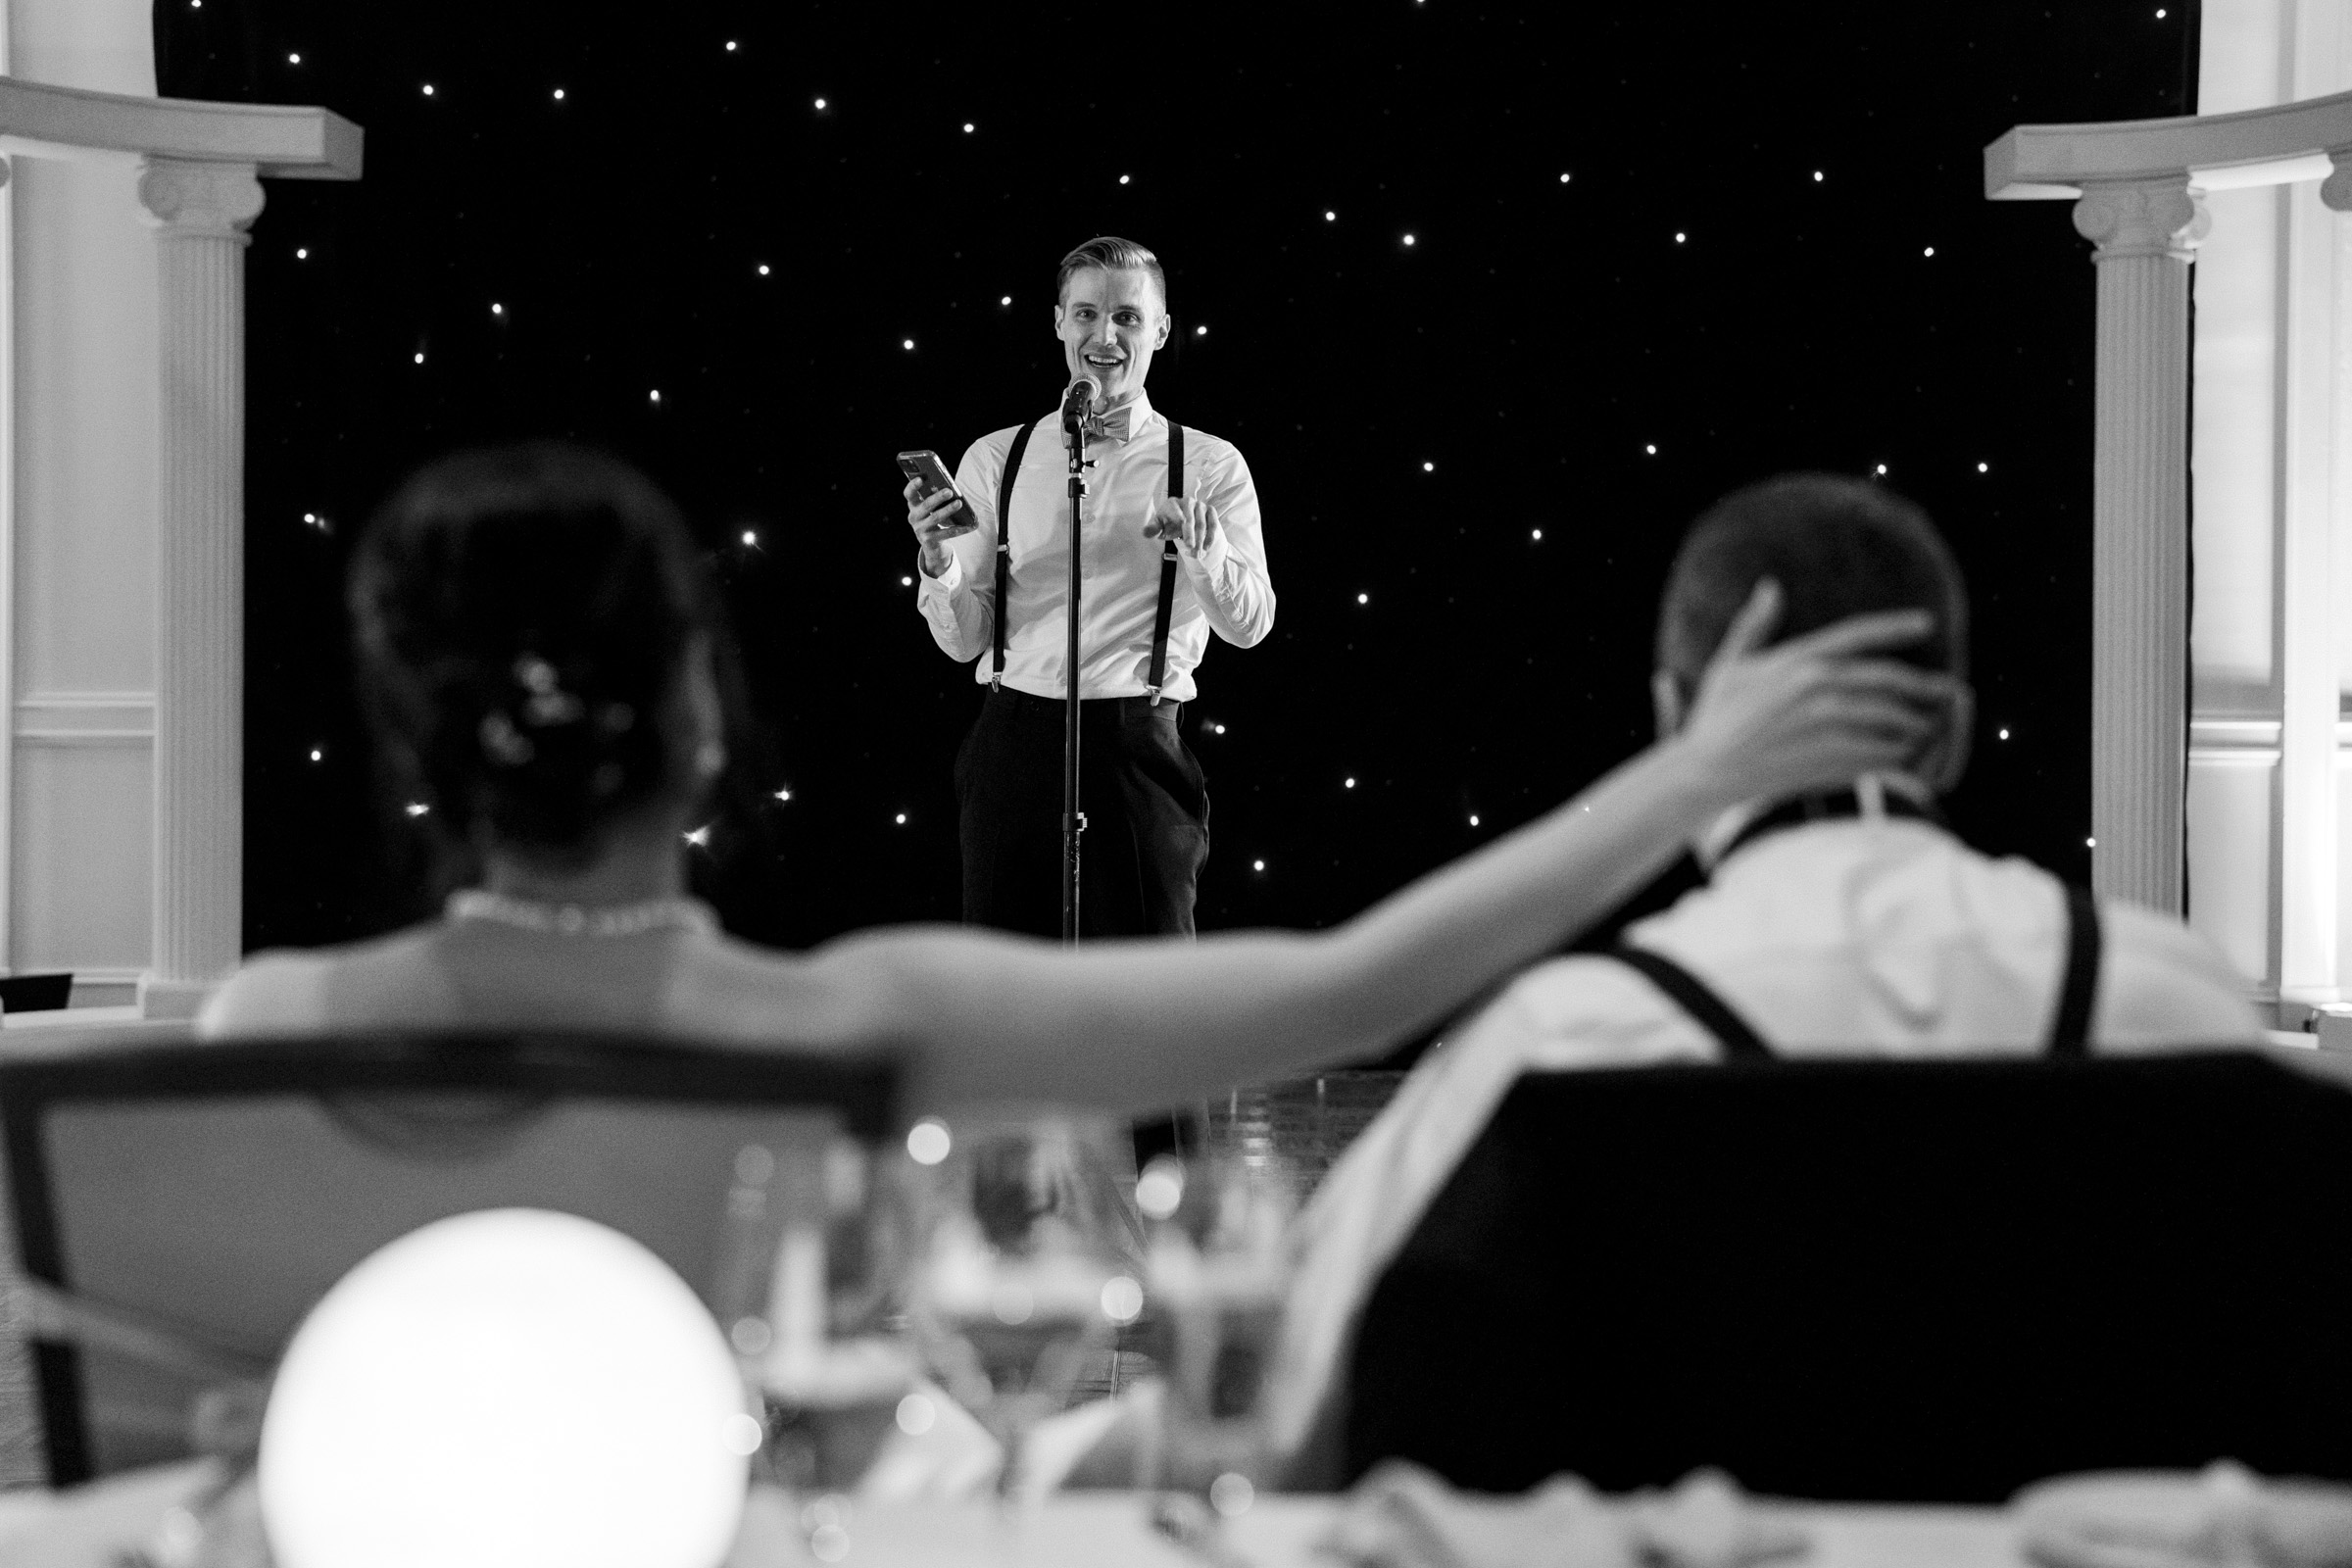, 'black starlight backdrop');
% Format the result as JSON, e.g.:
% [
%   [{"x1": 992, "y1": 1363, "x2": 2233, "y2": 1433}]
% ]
[{"x1": 157, "y1": 2, "x2": 2199, "y2": 955}]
